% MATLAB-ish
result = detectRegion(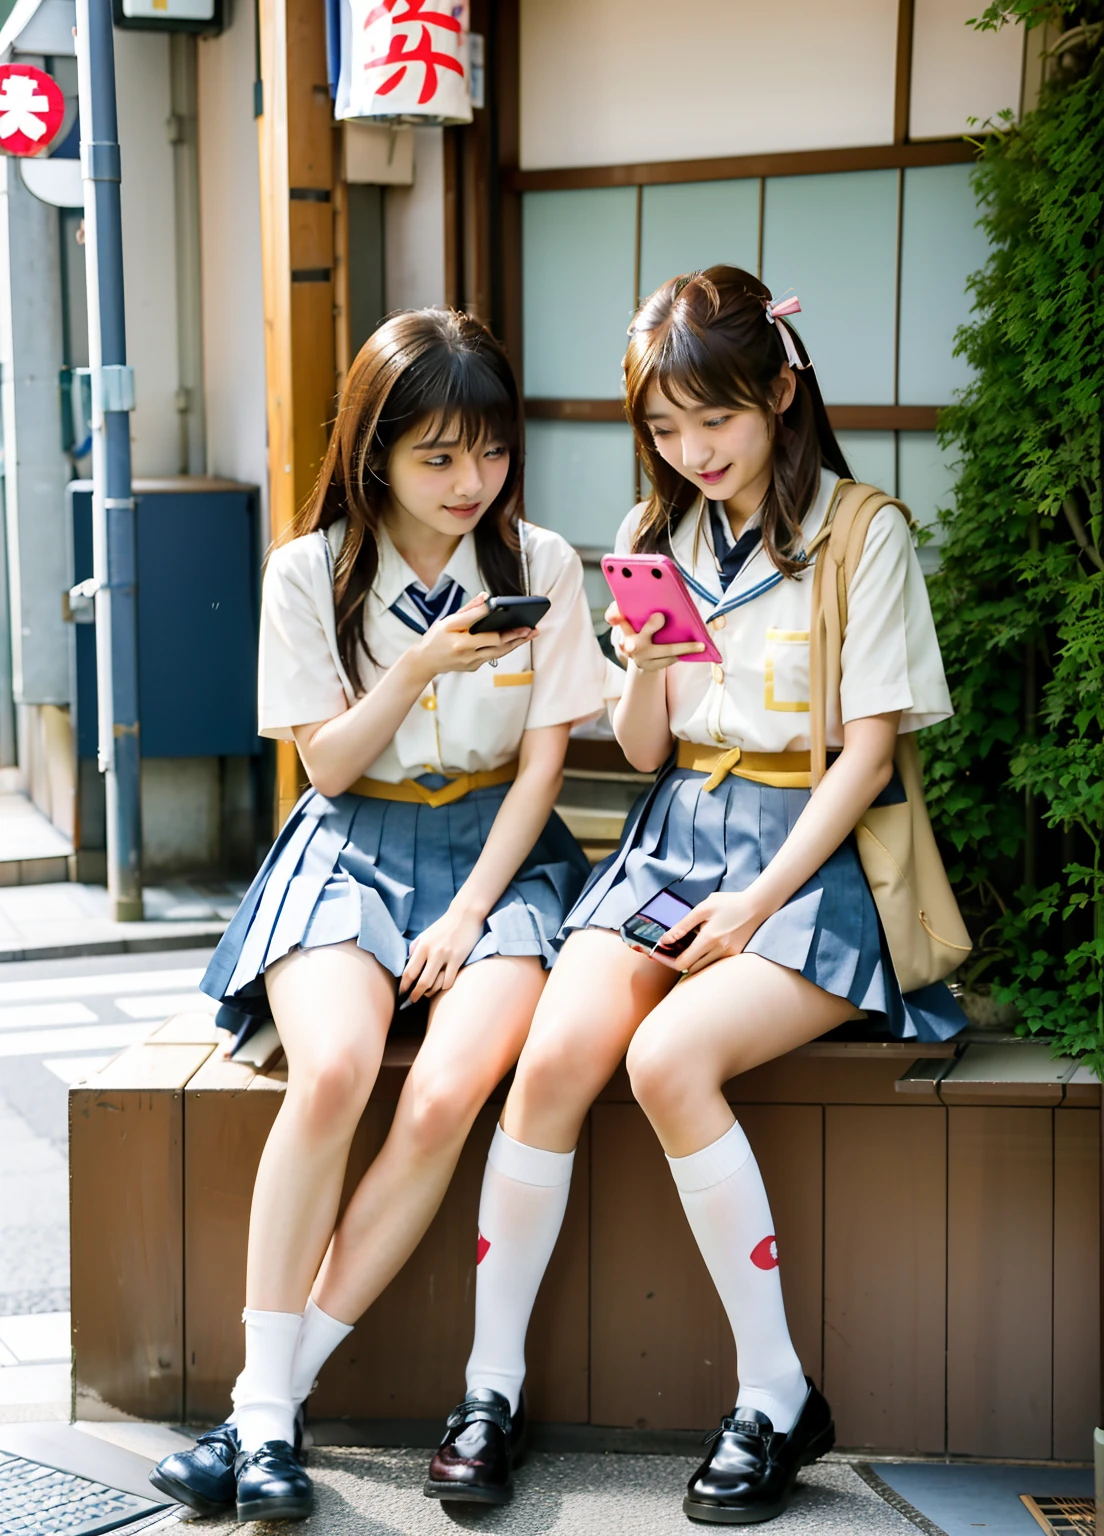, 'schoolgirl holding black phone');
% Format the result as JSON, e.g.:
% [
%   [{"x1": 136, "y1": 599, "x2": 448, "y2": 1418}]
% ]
[
  {"x1": 150, "y1": 308, "x2": 605, "y2": 1523},
  {"x1": 428, "y1": 268, "x2": 967, "y2": 1525}
]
